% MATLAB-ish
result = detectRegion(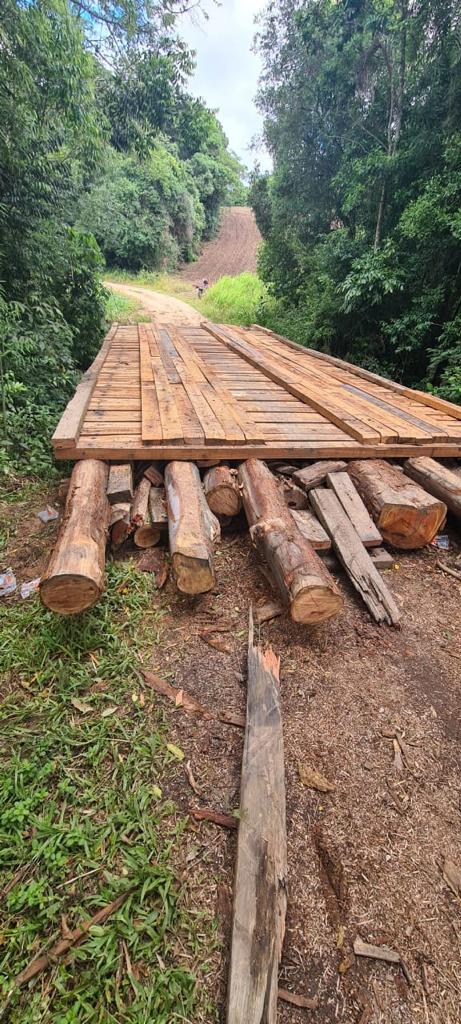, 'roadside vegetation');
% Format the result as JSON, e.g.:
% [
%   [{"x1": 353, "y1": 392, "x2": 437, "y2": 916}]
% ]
[
  {"x1": 0, "y1": 559, "x2": 217, "y2": 1022},
  {"x1": 105, "y1": 271, "x2": 272, "y2": 326},
  {"x1": 251, "y1": 0, "x2": 461, "y2": 402},
  {"x1": 0, "y1": 0, "x2": 247, "y2": 478}
]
